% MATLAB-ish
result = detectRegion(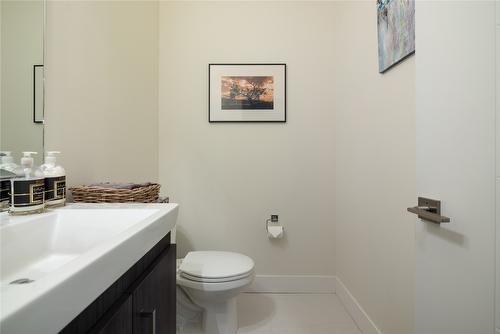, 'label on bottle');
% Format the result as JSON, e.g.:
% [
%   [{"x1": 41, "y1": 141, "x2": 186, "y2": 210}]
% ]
[
  {"x1": 11, "y1": 179, "x2": 45, "y2": 207},
  {"x1": 0, "y1": 180, "x2": 10, "y2": 204},
  {"x1": 45, "y1": 176, "x2": 66, "y2": 202}
]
